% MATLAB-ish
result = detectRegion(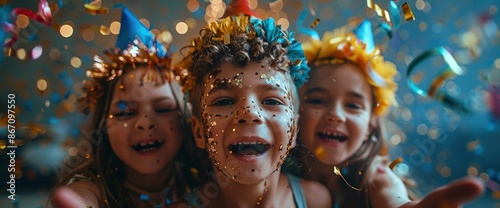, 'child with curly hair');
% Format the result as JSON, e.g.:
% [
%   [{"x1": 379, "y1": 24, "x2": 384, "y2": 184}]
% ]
[{"x1": 172, "y1": 1, "x2": 331, "y2": 207}]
